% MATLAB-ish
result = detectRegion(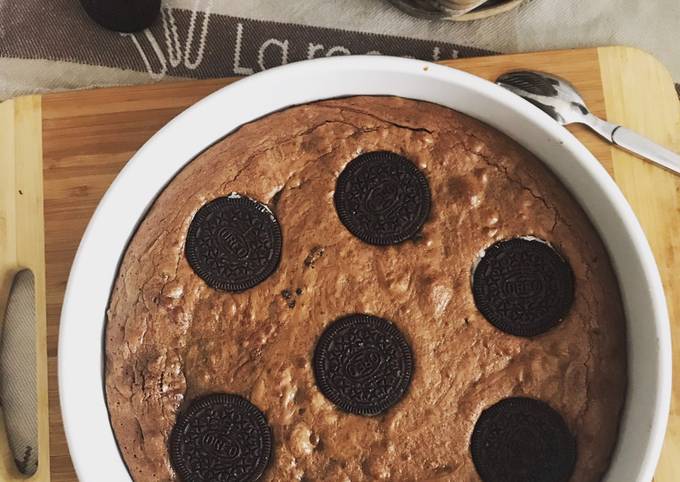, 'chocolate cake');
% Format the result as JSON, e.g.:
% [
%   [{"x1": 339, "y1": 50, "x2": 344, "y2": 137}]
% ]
[{"x1": 105, "y1": 96, "x2": 627, "y2": 481}]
